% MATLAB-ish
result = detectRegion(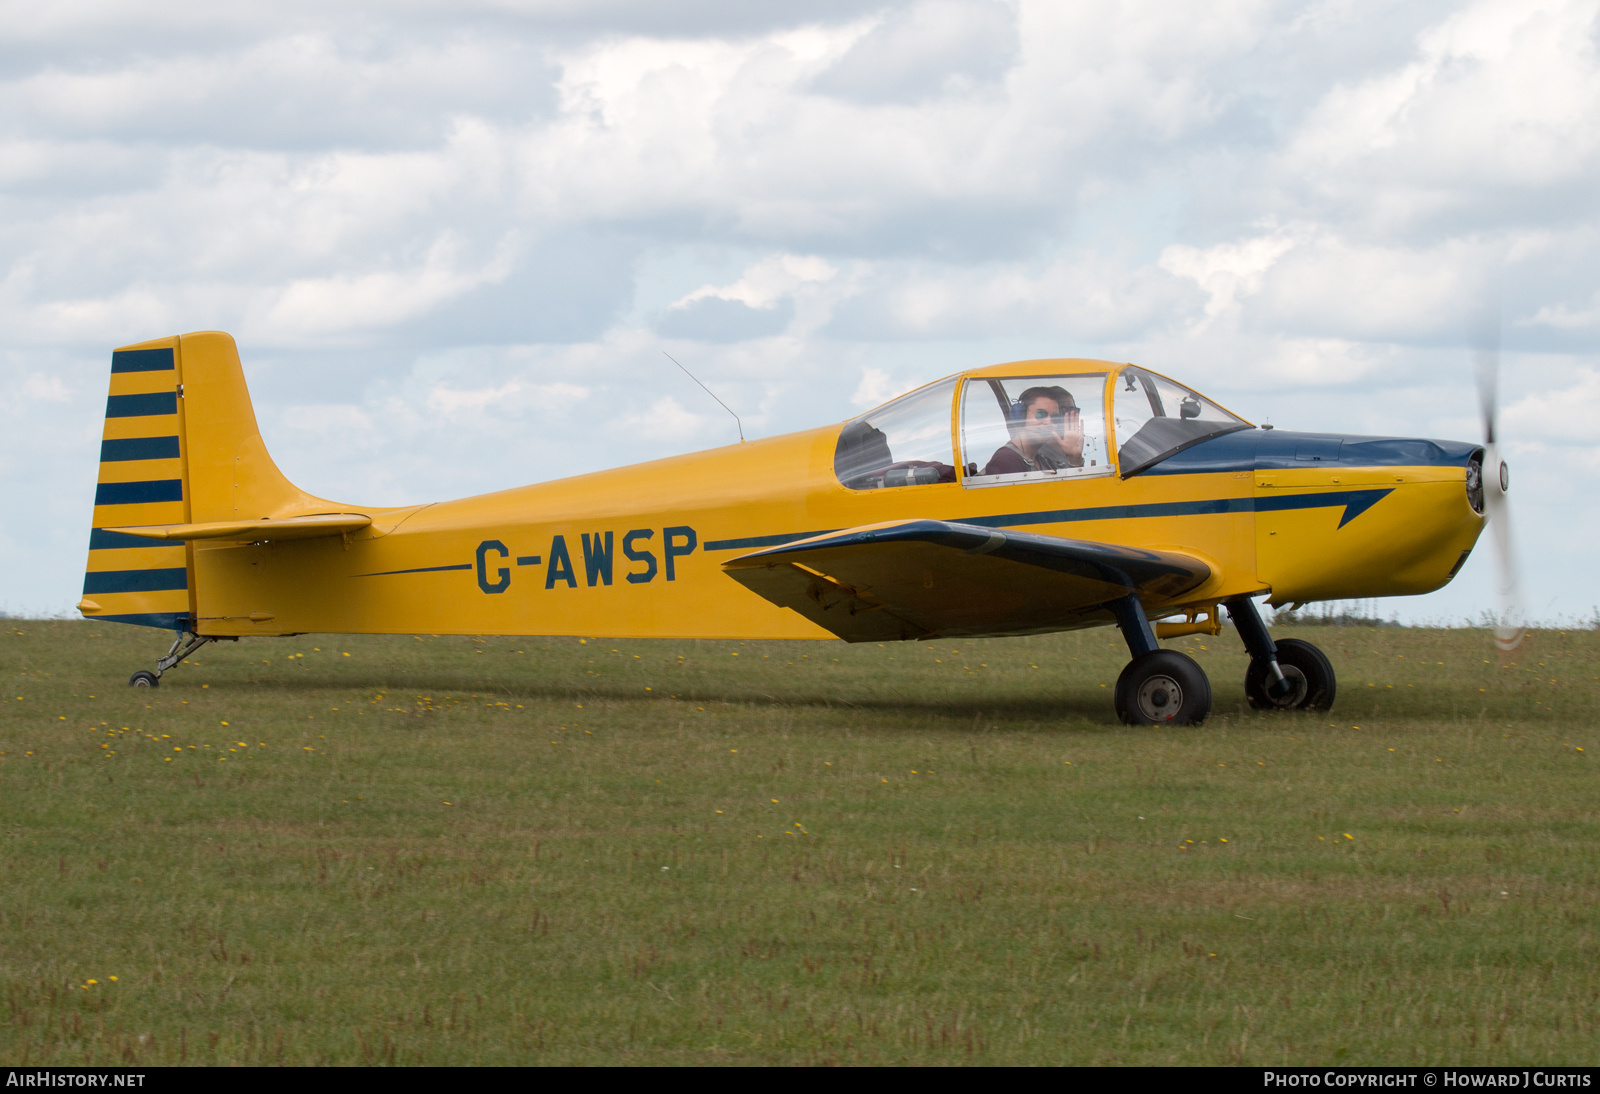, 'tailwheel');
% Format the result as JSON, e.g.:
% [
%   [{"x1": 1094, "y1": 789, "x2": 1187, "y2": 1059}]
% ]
[
  {"x1": 1245, "y1": 637, "x2": 1335, "y2": 711},
  {"x1": 129, "y1": 670, "x2": 160, "y2": 688},
  {"x1": 1115, "y1": 650, "x2": 1212, "y2": 726}
]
